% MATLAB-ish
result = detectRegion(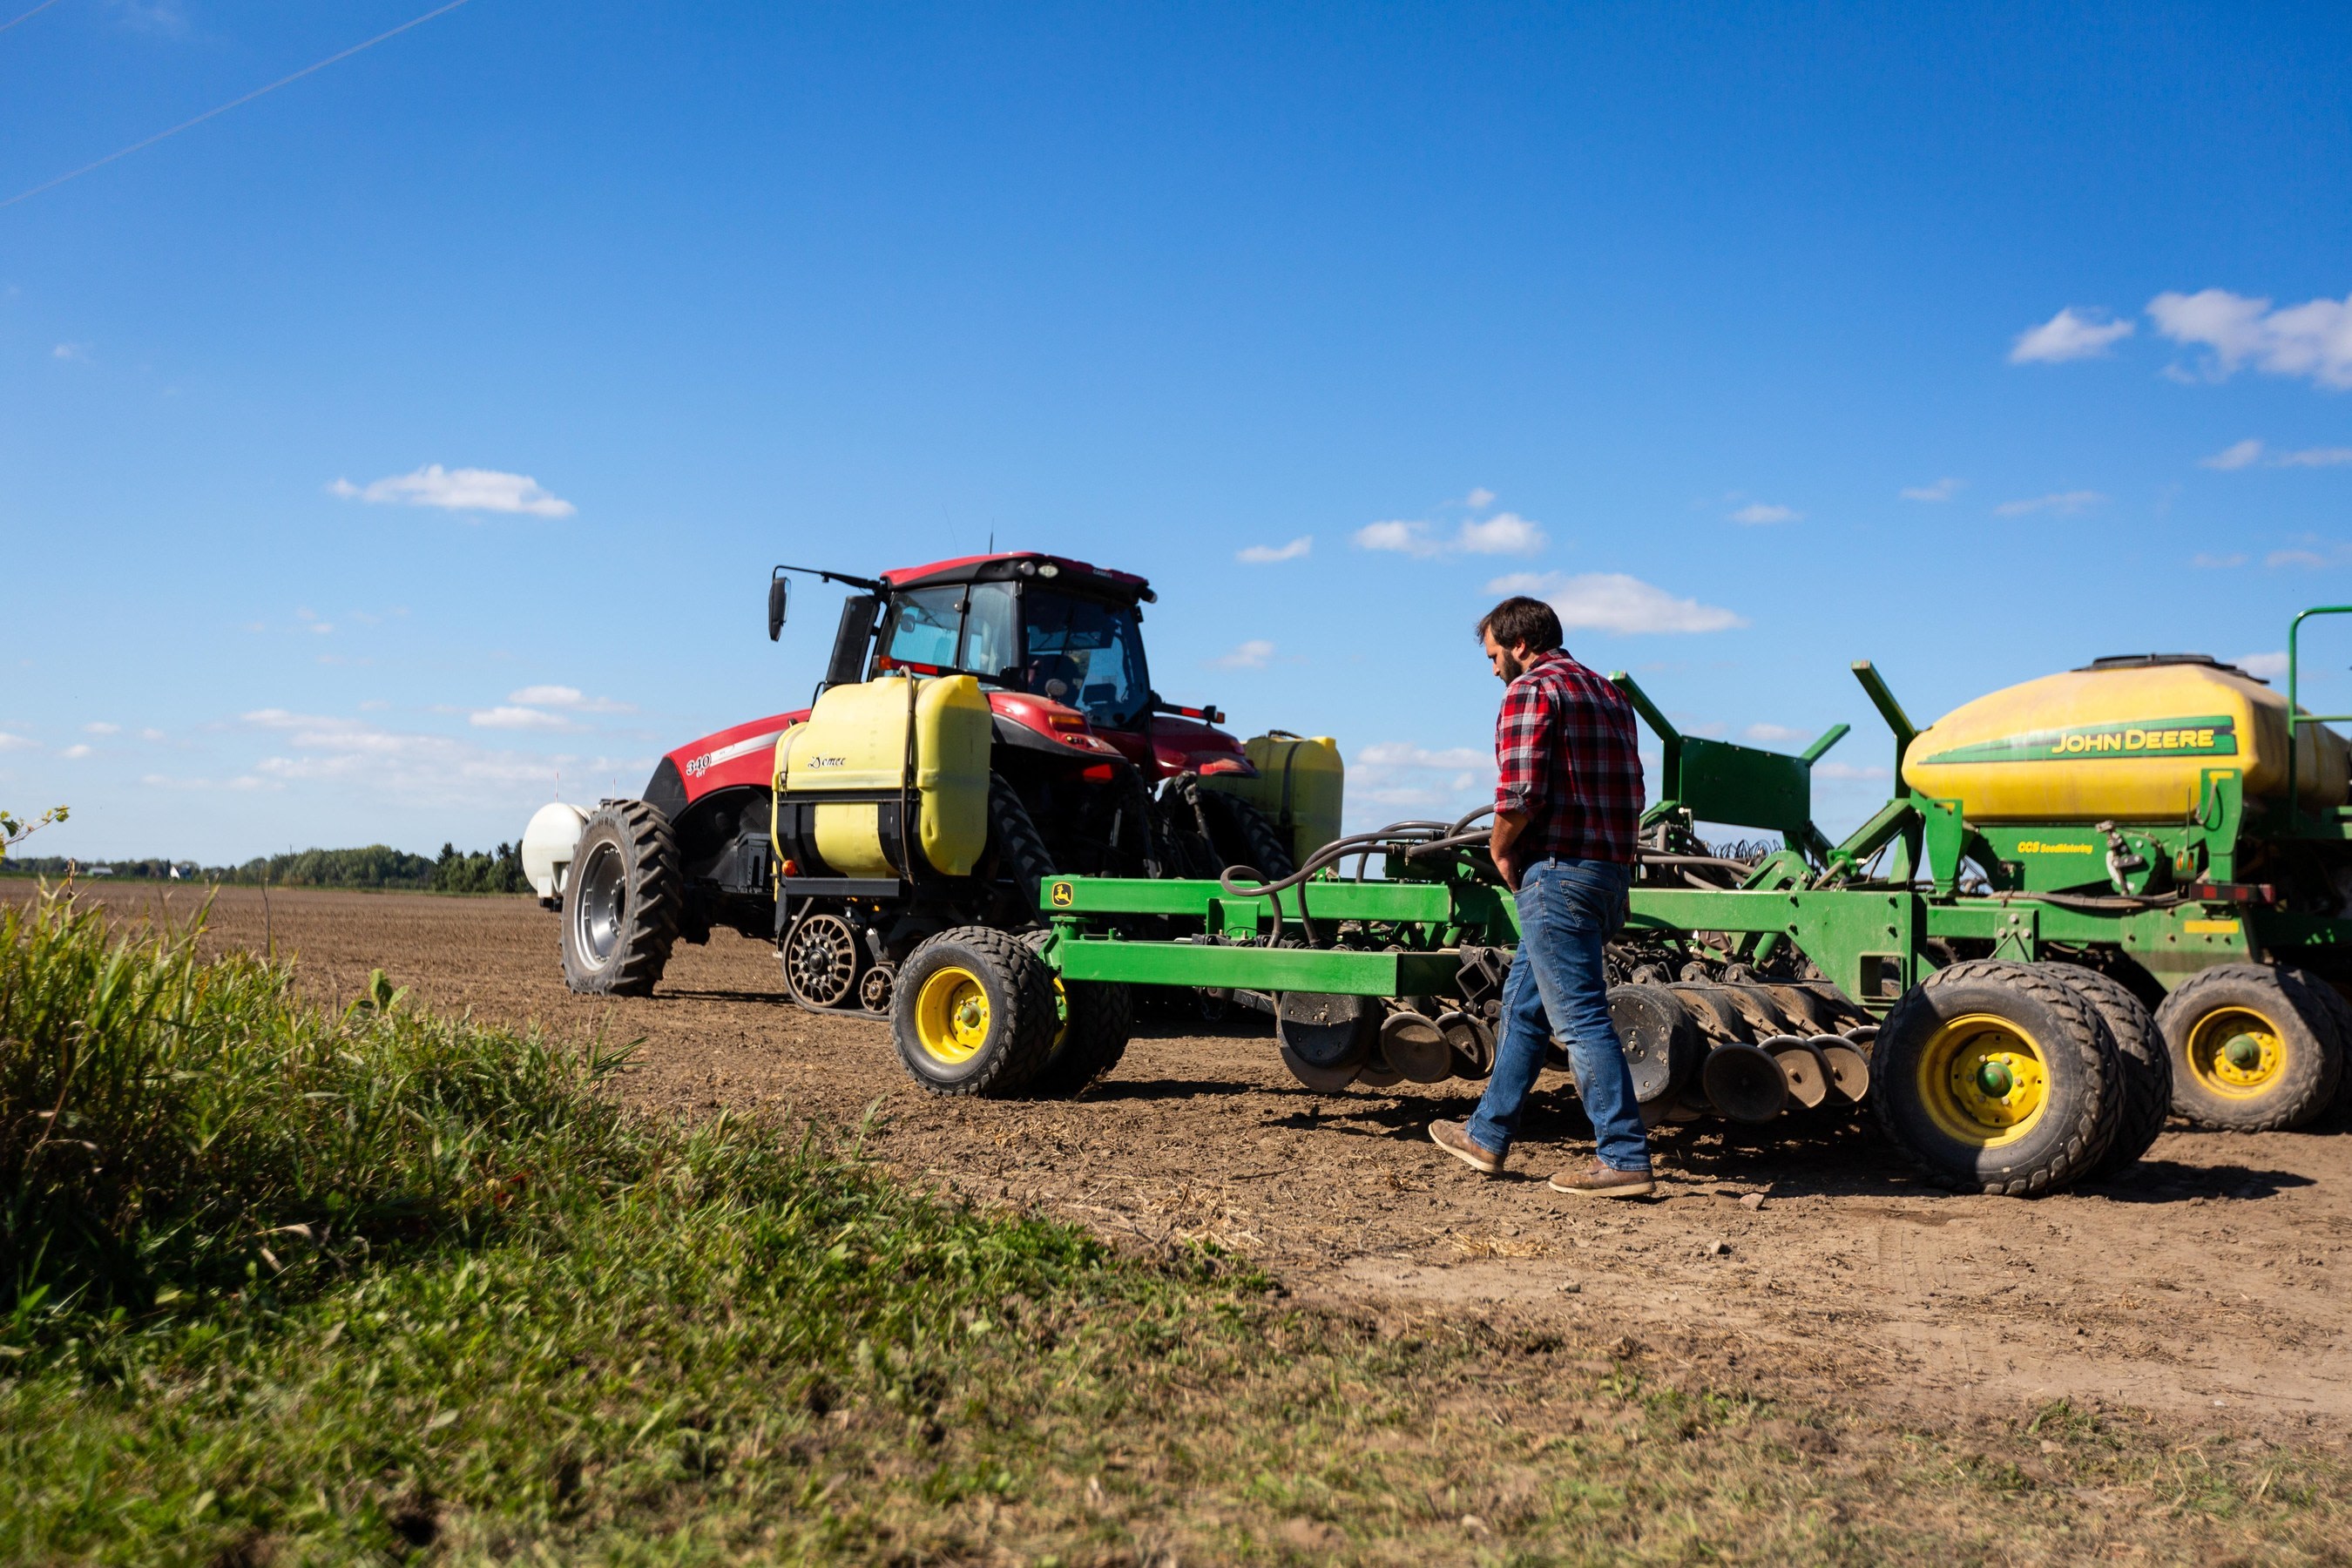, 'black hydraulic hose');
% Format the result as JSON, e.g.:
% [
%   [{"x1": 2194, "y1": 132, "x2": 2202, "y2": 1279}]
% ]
[
  {"x1": 1218, "y1": 805, "x2": 1503, "y2": 950},
  {"x1": 1638, "y1": 852, "x2": 1758, "y2": 874}
]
